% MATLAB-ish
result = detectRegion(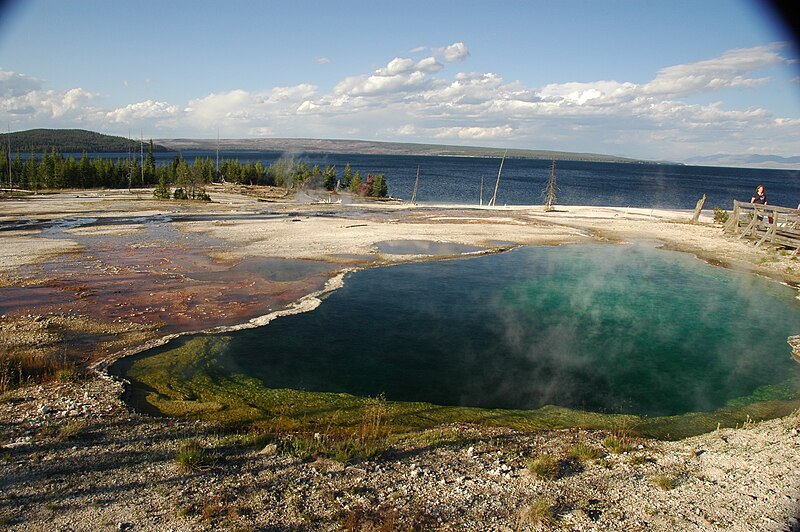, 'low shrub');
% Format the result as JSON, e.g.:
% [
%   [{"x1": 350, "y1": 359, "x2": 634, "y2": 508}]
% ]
[
  {"x1": 603, "y1": 434, "x2": 634, "y2": 454},
  {"x1": 567, "y1": 442, "x2": 604, "y2": 462},
  {"x1": 176, "y1": 439, "x2": 214, "y2": 472},
  {"x1": 280, "y1": 432, "x2": 385, "y2": 464},
  {"x1": 517, "y1": 497, "x2": 557, "y2": 527},
  {"x1": 713, "y1": 207, "x2": 729, "y2": 224},
  {"x1": 526, "y1": 454, "x2": 561, "y2": 480},
  {"x1": 652, "y1": 473, "x2": 675, "y2": 490},
  {"x1": 1, "y1": 354, "x2": 79, "y2": 394},
  {"x1": 56, "y1": 421, "x2": 85, "y2": 442}
]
